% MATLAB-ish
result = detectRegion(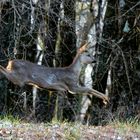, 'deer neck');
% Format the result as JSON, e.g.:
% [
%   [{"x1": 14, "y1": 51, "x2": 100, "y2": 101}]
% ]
[{"x1": 69, "y1": 52, "x2": 82, "y2": 74}]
